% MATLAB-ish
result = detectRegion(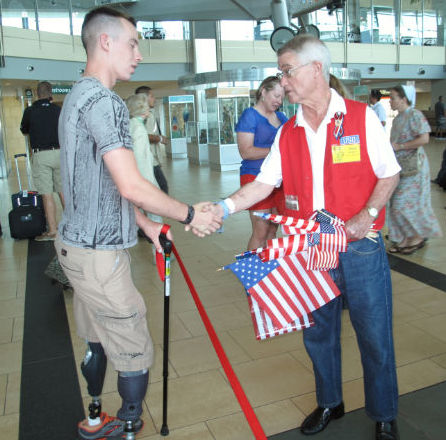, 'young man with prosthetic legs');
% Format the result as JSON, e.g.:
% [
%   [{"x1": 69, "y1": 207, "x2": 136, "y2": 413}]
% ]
[{"x1": 56, "y1": 6, "x2": 221, "y2": 440}]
